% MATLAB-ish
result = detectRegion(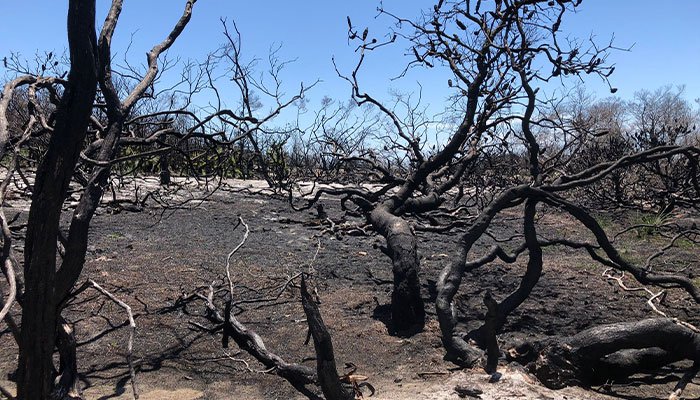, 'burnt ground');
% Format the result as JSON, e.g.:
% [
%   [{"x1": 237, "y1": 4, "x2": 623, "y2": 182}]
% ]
[{"x1": 0, "y1": 187, "x2": 699, "y2": 399}]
